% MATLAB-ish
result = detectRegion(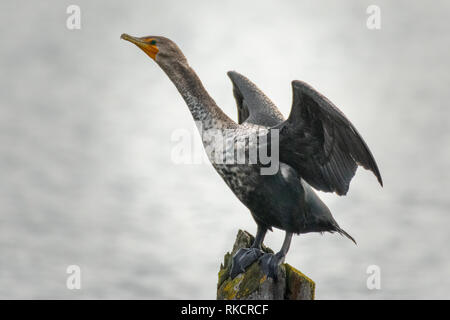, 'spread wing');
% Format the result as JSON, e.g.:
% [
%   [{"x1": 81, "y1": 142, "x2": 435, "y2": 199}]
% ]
[
  {"x1": 272, "y1": 80, "x2": 382, "y2": 195},
  {"x1": 227, "y1": 71, "x2": 284, "y2": 126}
]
